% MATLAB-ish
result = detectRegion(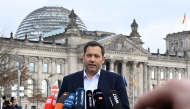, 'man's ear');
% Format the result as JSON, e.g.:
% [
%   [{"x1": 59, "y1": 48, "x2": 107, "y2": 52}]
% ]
[
  {"x1": 102, "y1": 56, "x2": 106, "y2": 64},
  {"x1": 82, "y1": 55, "x2": 84, "y2": 62}
]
